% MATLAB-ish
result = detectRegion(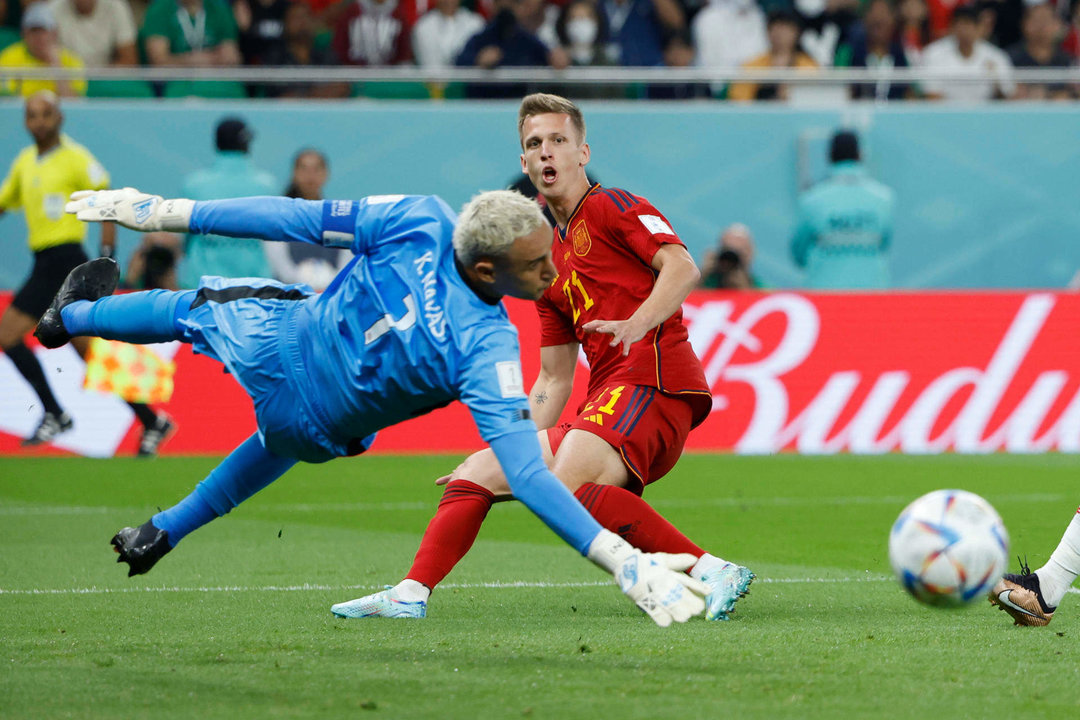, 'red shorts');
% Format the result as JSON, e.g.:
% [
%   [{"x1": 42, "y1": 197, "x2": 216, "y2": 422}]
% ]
[{"x1": 546, "y1": 383, "x2": 695, "y2": 495}]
